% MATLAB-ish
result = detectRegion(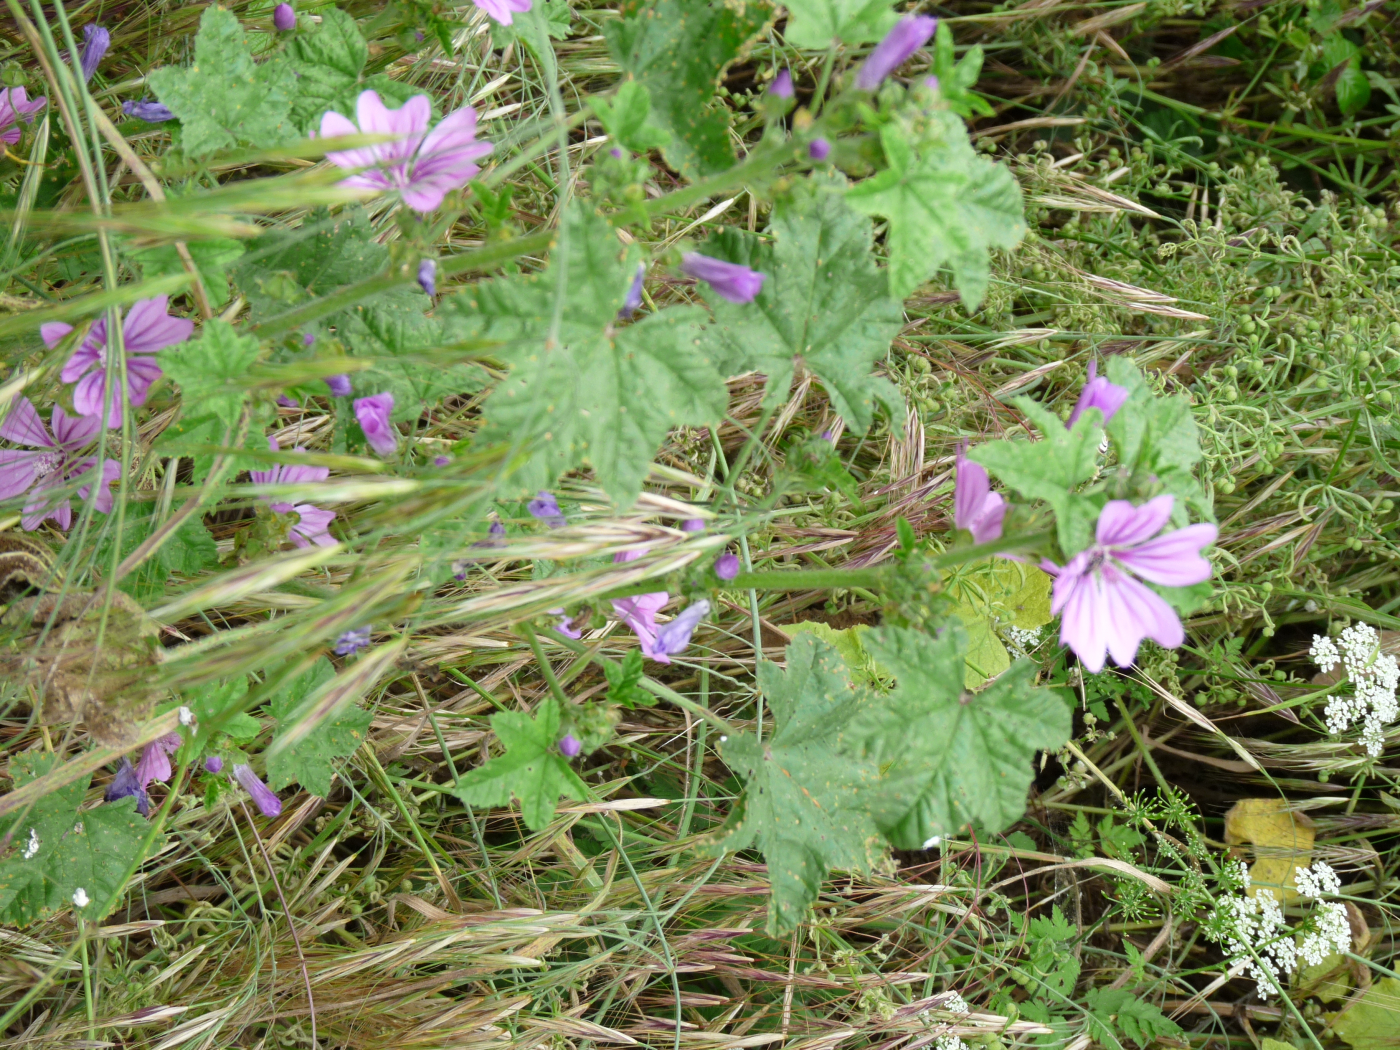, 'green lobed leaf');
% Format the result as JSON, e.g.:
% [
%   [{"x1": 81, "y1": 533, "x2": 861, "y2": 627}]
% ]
[
  {"x1": 266, "y1": 658, "x2": 372, "y2": 797},
  {"x1": 605, "y1": 649, "x2": 656, "y2": 708},
  {"x1": 284, "y1": 6, "x2": 420, "y2": 133},
  {"x1": 157, "y1": 319, "x2": 262, "y2": 429},
  {"x1": 604, "y1": 0, "x2": 773, "y2": 178},
  {"x1": 91, "y1": 502, "x2": 219, "y2": 600},
  {"x1": 446, "y1": 206, "x2": 728, "y2": 505},
  {"x1": 697, "y1": 176, "x2": 904, "y2": 433},
  {"x1": 453, "y1": 698, "x2": 589, "y2": 830},
  {"x1": 148, "y1": 6, "x2": 298, "y2": 156},
  {"x1": 968, "y1": 398, "x2": 1104, "y2": 554},
  {"x1": 782, "y1": 0, "x2": 897, "y2": 47},
  {"x1": 854, "y1": 624, "x2": 1073, "y2": 850},
  {"x1": 591, "y1": 81, "x2": 672, "y2": 153},
  {"x1": 945, "y1": 559, "x2": 1053, "y2": 687},
  {"x1": 1083, "y1": 987, "x2": 1184, "y2": 1050},
  {"x1": 845, "y1": 117, "x2": 1025, "y2": 307},
  {"x1": 702, "y1": 635, "x2": 892, "y2": 934}
]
